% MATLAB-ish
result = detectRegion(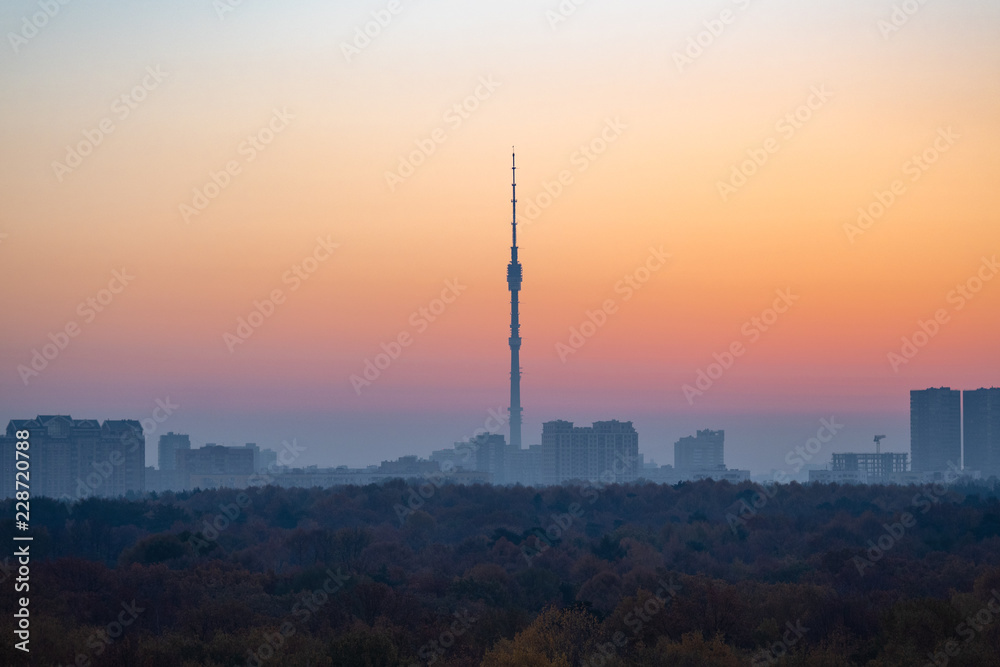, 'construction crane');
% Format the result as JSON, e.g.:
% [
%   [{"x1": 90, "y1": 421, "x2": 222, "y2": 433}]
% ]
[{"x1": 874, "y1": 435, "x2": 887, "y2": 455}]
